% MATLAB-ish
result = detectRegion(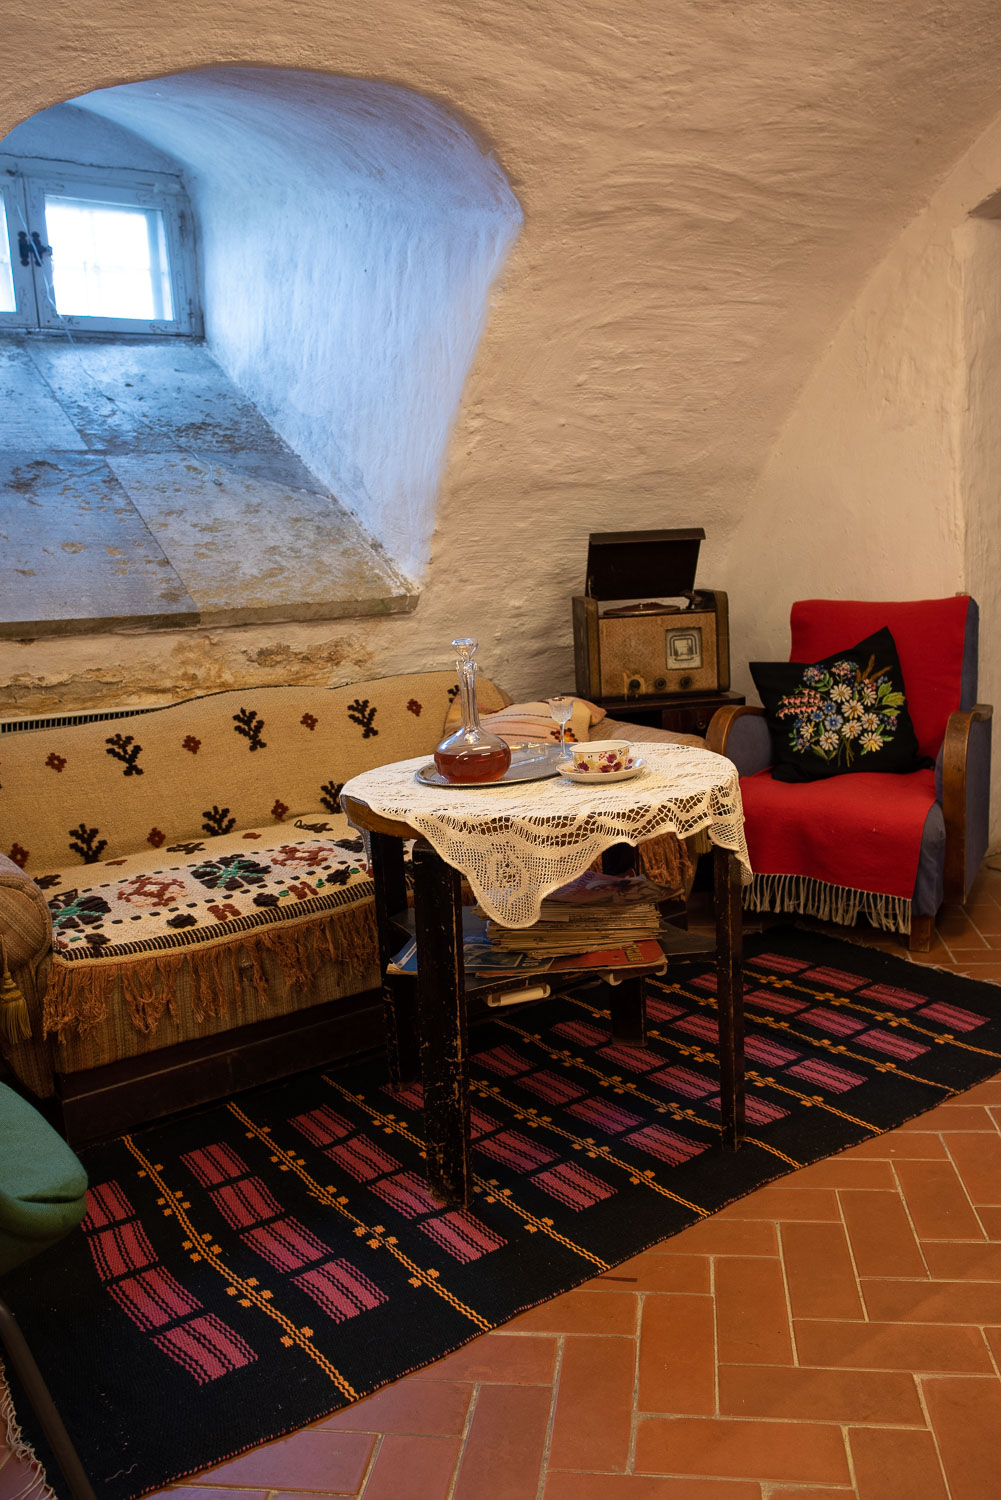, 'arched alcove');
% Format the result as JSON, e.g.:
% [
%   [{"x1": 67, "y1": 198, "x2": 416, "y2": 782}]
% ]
[{"x1": 4, "y1": 67, "x2": 522, "y2": 589}]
